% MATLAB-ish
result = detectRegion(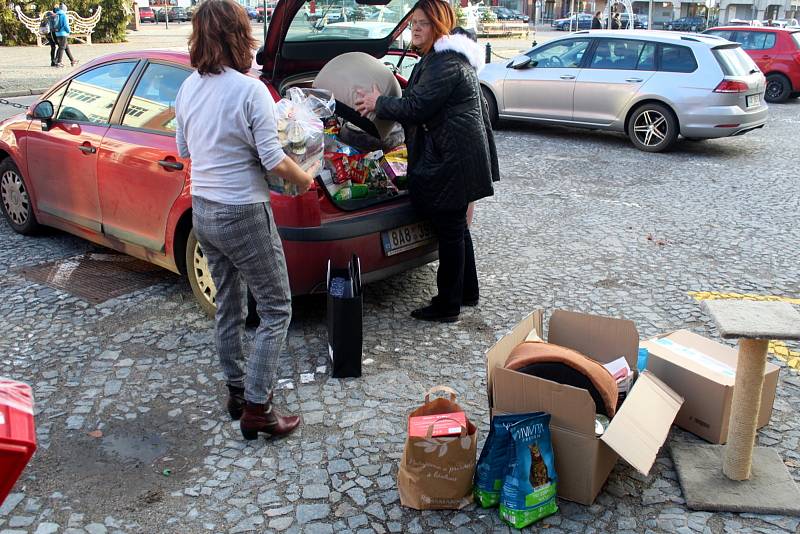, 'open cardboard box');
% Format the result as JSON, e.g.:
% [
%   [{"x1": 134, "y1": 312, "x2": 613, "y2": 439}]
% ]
[
  {"x1": 486, "y1": 309, "x2": 684, "y2": 506},
  {"x1": 641, "y1": 330, "x2": 779, "y2": 444}
]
